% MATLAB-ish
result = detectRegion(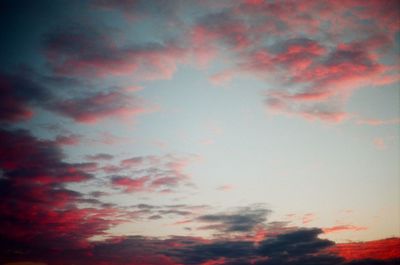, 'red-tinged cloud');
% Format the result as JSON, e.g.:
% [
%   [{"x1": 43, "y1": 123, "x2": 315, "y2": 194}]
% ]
[
  {"x1": 44, "y1": 24, "x2": 185, "y2": 79},
  {"x1": 330, "y1": 238, "x2": 400, "y2": 261},
  {"x1": 107, "y1": 154, "x2": 198, "y2": 193},
  {"x1": 0, "y1": 129, "x2": 124, "y2": 250},
  {"x1": 262, "y1": 39, "x2": 383, "y2": 121},
  {"x1": 191, "y1": 0, "x2": 398, "y2": 122},
  {"x1": 111, "y1": 175, "x2": 150, "y2": 192},
  {"x1": 49, "y1": 90, "x2": 149, "y2": 123},
  {"x1": 323, "y1": 225, "x2": 367, "y2": 234},
  {"x1": 0, "y1": 199, "x2": 399, "y2": 265},
  {"x1": 0, "y1": 129, "x2": 91, "y2": 184},
  {"x1": 194, "y1": 11, "x2": 250, "y2": 51},
  {"x1": 302, "y1": 213, "x2": 315, "y2": 224},
  {"x1": 120, "y1": 156, "x2": 144, "y2": 168}
]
